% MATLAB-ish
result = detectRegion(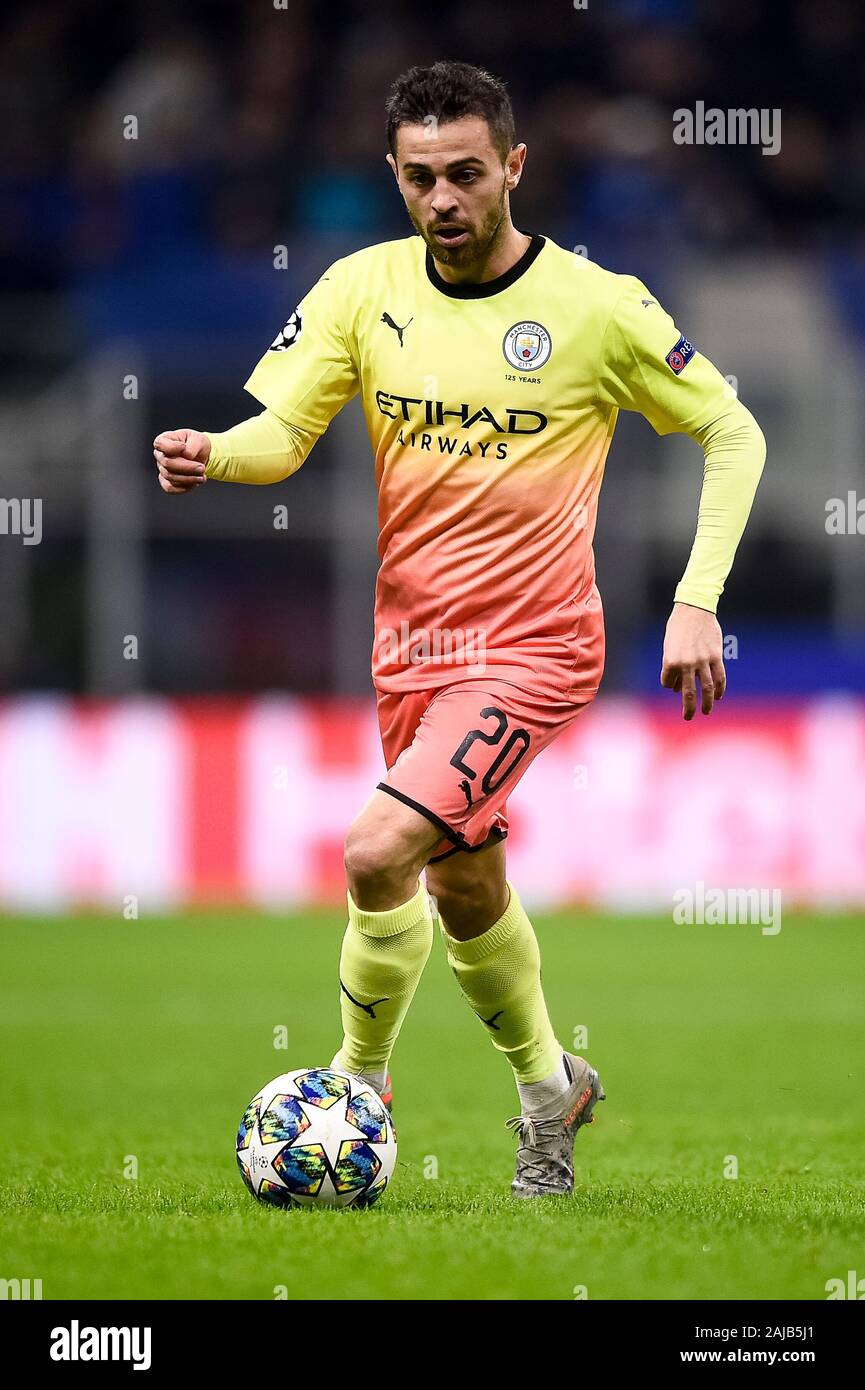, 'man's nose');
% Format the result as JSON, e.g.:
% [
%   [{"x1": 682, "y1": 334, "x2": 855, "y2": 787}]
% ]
[{"x1": 430, "y1": 182, "x2": 458, "y2": 214}]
